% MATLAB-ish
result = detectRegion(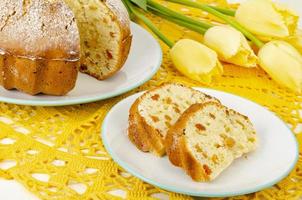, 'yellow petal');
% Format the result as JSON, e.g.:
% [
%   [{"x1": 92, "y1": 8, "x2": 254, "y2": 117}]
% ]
[
  {"x1": 285, "y1": 29, "x2": 302, "y2": 53},
  {"x1": 235, "y1": 0, "x2": 299, "y2": 39},
  {"x1": 204, "y1": 25, "x2": 257, "y2": 68},
  {"x1": 258, "y1": 40, "x2": 302, "y2": 93},
  {"x1": 274, "y1": 2, "x2": 299, "y2": 36},
  {"x1": 170, "y1": 39, "x2": 223, "y2": 84}
]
